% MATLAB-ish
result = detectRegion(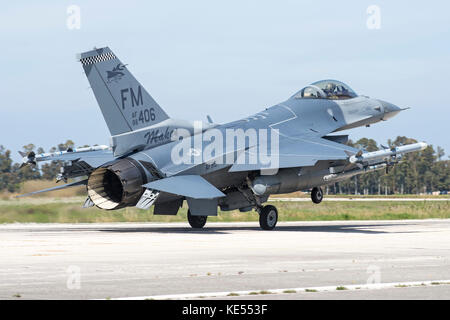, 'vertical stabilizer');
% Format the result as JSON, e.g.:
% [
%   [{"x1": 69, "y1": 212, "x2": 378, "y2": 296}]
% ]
[{"x1": 78, "y1": 47, "x2": 169, "y2": 135}]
